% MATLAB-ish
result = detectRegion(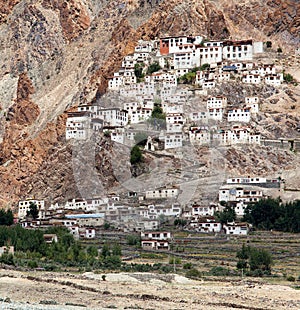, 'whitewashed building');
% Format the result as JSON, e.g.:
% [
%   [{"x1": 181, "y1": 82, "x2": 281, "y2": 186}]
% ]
[
  {"x1": 208, "y1": 108, "x2": 223, "y2": 121},
  {"x1": 265, "y1": 74, "x2": 283, "y2": 86},
  {"x1": 145, "y1": 187, "x2": 179, "y2": 199},
  {"x1": 159, "y1": 35, "x2": 203, "y2": 55},
  {"x1": 97, "y1": 108, "x2": 128, "y2": 126},
  {"x1": 18, "y1": 199, "x2": 45, "y2": 219},
  {"x1": 242, "y1": 74, "x2": 262, "y2": 84},
  {"x1": 141, "y1": 240, "x2": 170, "y2": 250},
  {"x1": 219, "y1": 187, "x2": 264, "y2": 203},
  {"x1": 66, "y1": 112, "x2": 91, "y2": 140},
  {"x1": 227, "y1": 107, "x2": 251, "y2": 123},
  {"x1": 141, "y1": 231, "x2": 172, "y2": 240},
  {"x1": 191, "y1": 219, "x2": 222, "y2": 233},
  {"x1": 189, "y1": 111, "x2": 208, "y2": 122},
  {"x1": 223, "y1": 222, "x2": 250, "y2": 235},
  {"x1": 222, "y1": 40, "x2": 254, "y2": 61},
  {"x1": 191, "y1": 204, "x2": 218, "y2": 217},
  {"x1": 164, "y1": 133, "x2": 183, "y2": 149},
  {"x1": 207, "y1": 96, "x2": 227, "y2": 109},
  {"x1": 189, "y1": 127, "x2": 211, "y2": 145},
  {"x1": 199, "y1": 43, "x2": 223, "y2": 65}
]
